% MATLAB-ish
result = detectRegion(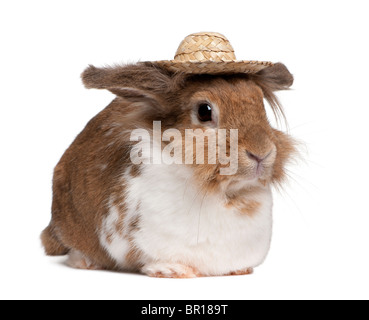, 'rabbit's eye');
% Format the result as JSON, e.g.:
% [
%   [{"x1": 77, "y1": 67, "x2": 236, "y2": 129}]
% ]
[{"x1": 197, "y1": 103, "x2": 212, "y2": 122}]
